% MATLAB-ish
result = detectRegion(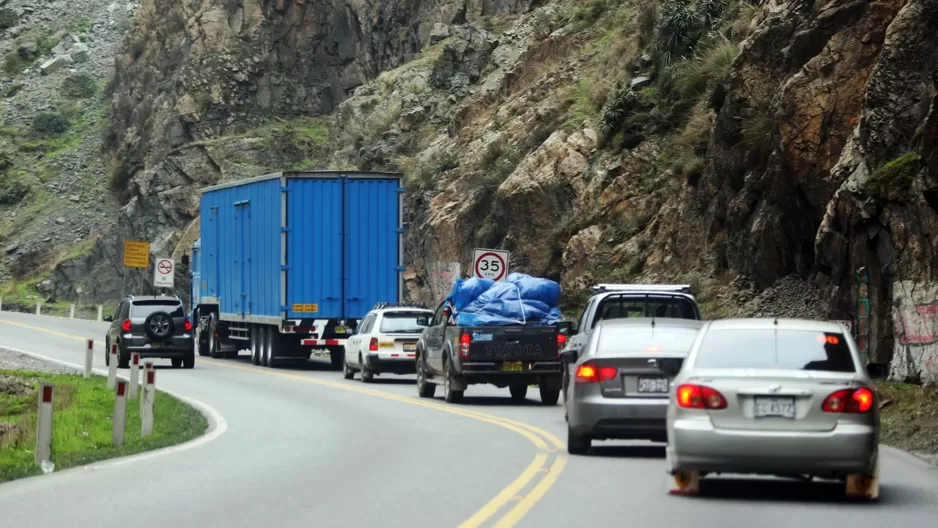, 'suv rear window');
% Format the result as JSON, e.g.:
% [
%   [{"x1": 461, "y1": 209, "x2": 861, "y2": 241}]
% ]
[
  {"x1": 597, "y1": 326, "x2": 700, "y2": 354},
  {"x1": 380, "y1": 311, "x2": 432, "y2": 334},
  {"x1": 593, "y1": 297, "x2": 697, "y2": 326},
  {"x1": 132, "y1": 301, "x2": 185, "y2": 318},
  {"x1": 693, "y1": 329, "x2": 857, "y2": 372}
]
